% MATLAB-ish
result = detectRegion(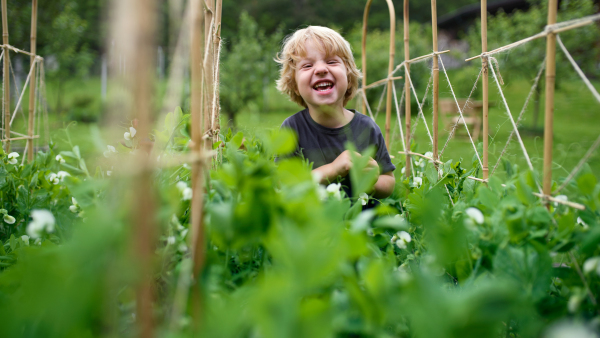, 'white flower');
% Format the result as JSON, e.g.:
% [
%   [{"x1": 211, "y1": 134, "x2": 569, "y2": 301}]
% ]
[
  {"x1": 182, "y1": 187, "x2": 193, "y2": 201},
  {"x1": 554, "y1": 195, "x2": 568, "y2": 207},
  {"x1": 401, "y1": 167, "x2": 406, "y2": 174},
  {"x1": 465, "y1": 207, "x2": 484, "y2": 225},
  {"x1": 414, "y1": 158, "x2": 424, "y2": 168},
  {"x1": 177, "y1": 243, "x2": 188, "y2": 253},
  {"x1": 167, "y1": 236, "x2": 176, "y2": 245},
  {"x1": 70, "y1": 197, "x2": 79, "y2": 213},
  {"x1": 326, "y1": 183, "x2": 342, "y2": 200},
  {"x1": 316, "y1": 185, "x2": 328, "y2": 200},
  {"x1": 124, "y1": 127, "x2": 137, "y2": 140},
  {"x1": 438, "y1": 168, "x2": 444, "y2": 177},
  {"x1": 3, "y1": 214, "x2": 15, "y2": 224},
  {"x1": 103, "y1": 145, "x2": 117, "y2": 157},
  {"x1": 107, "y1": 171, "x2": 112, "y2": 176},
  {"x1": 176, "y1": 181, "x2": 188, "y2": 192},
  {"x1": 57, "y1": 171, "x2": 71, "y2": 181},
  {"x1": 21, "y1": 235, "x2": 29, "y2": 245},
  {"x1": 7, "y1": 152, "x2": 19, "y2": 165},
  {"x1": 312, "y1": 172, "x2": 322, "y2": 184},
  {"x1": 568, "y1": 294, "x2": 583, "y2": 313},
  {"x1": 182, "y1": 163, "x2": 191, "y2": 170},
  {"x1": 412, "y1": 177, "x2": 422, "y2": 188},
  {"x1": 34, "y1": 238, "x2": 41, "y2": 245},
  {"x1": 55, "y1": 154, "x2": 65, "y2": 164},
  {"x1": 47, "y1": 173, "x2": 59, "y2": 185},
  {"x1": 358, "y1": 192, "x2": 369, "y2": 206},
  {"x1": 424, "y1": 151, "x2": 433, "y2": 159},
  {"x1": 26, "y1": 209, "x2": 56, "y2": 239},
  {"x1": 583, "y1": 257, "x2": 600, "y2": 275},
  {"x1": 395, "y1": 231, "x2": 412, "y2": 249},
  {"x1": 577, "y1": 217, "x2": 589, "y2": 230}
]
